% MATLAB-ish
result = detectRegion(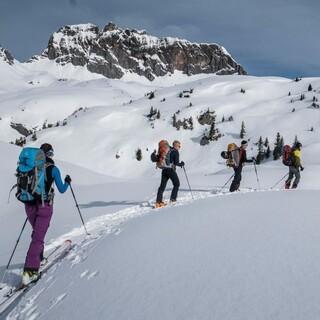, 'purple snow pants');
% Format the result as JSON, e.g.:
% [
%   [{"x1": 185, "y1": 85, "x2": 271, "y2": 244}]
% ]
[{"x1": 24, "y1": 203, "x2": 53, "y2": 271}]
